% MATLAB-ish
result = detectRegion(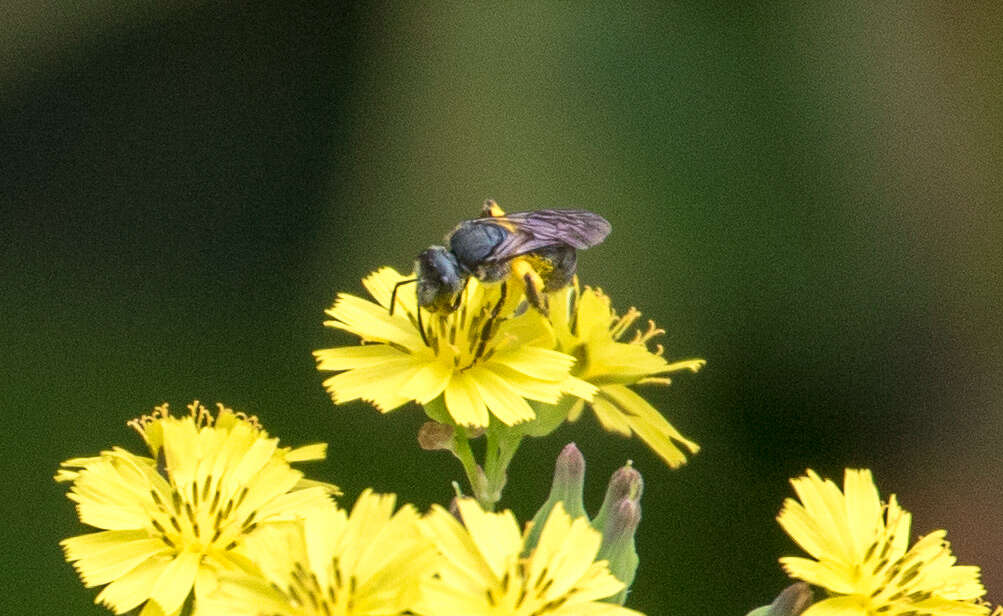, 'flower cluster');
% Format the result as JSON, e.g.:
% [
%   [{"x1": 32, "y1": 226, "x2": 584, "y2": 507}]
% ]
[
  {"x1": 315, "y1": 266, "x2": 704, "y2": 468},
  {"x1": 57, "y1": 404, "x2": 642, "y2": 615},
  {"x1": 56, "y1": 205, "x2": 996, "y2": 616}
]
